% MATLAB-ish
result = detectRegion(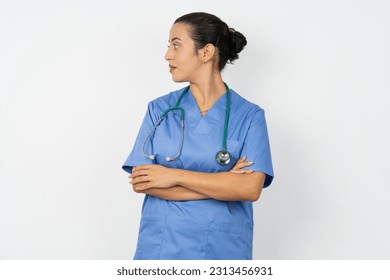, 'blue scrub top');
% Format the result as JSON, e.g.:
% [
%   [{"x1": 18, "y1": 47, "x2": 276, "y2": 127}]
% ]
[{"x1": 123, "y1": 86, "x2": 274, "y2": 260}]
